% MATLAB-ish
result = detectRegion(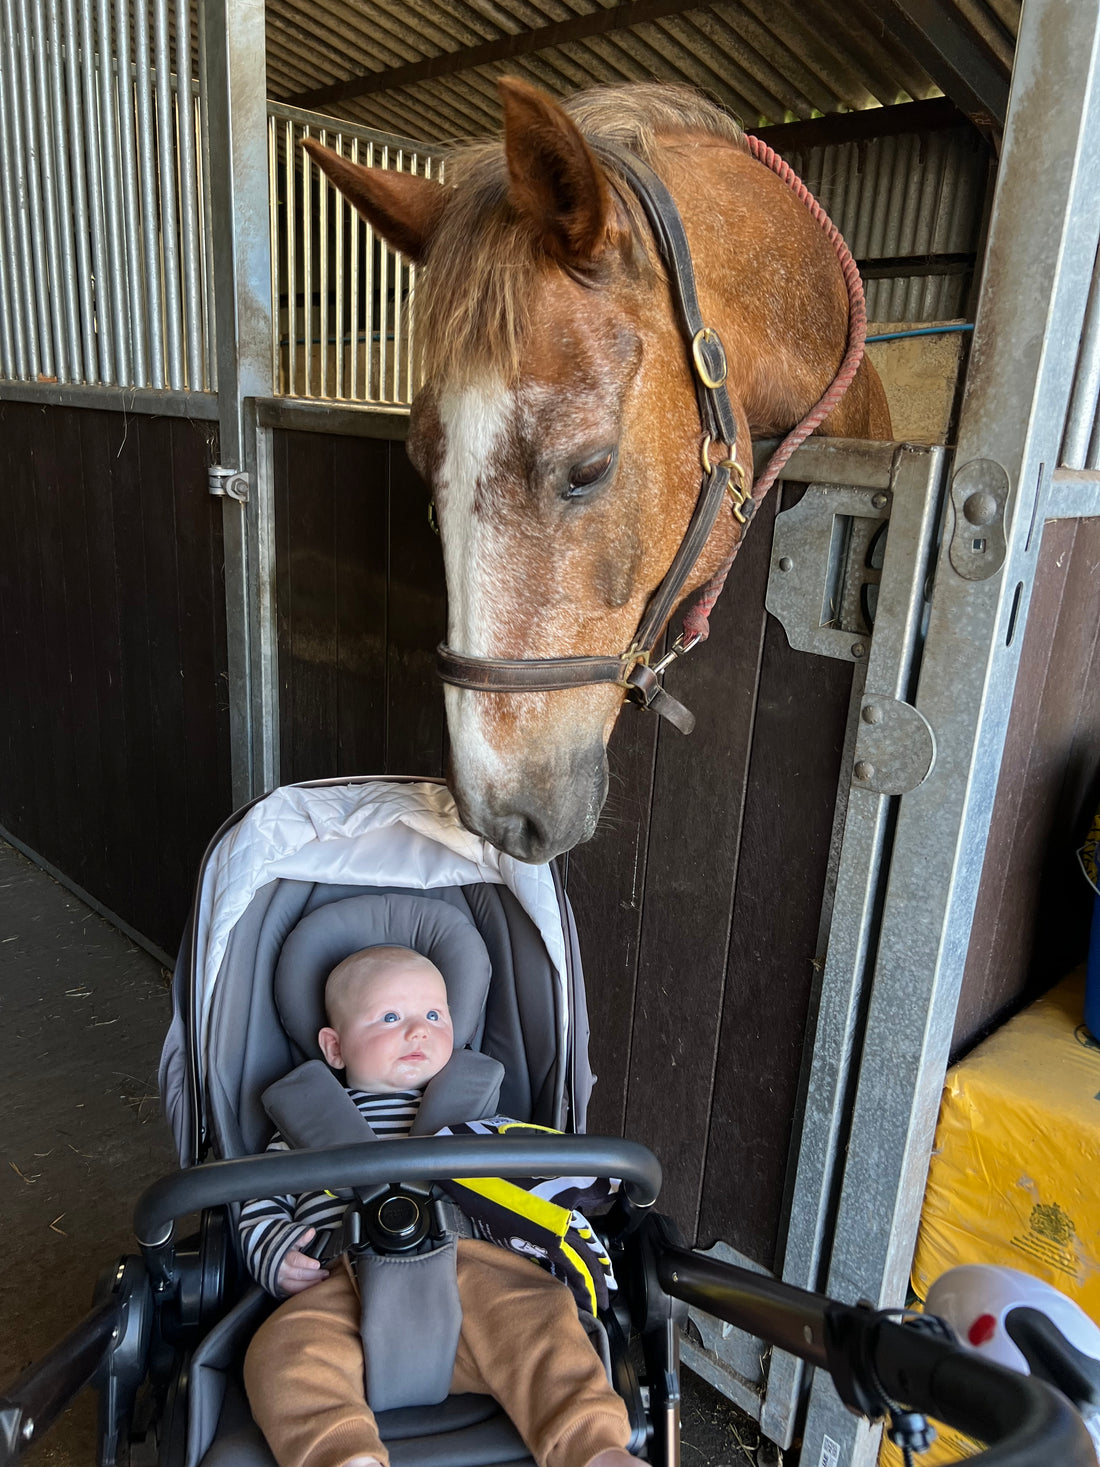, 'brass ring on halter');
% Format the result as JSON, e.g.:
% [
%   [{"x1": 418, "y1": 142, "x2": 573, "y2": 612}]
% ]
[
  {"x1": 723, "y1": 460, "x2": 749, "y2": 525},
  {"x1": 616, "y1": 645, "x2": 649, "y2": 689},
  {"x1": 691, "y1": 327, "x2": 728, "y2": 390}
]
